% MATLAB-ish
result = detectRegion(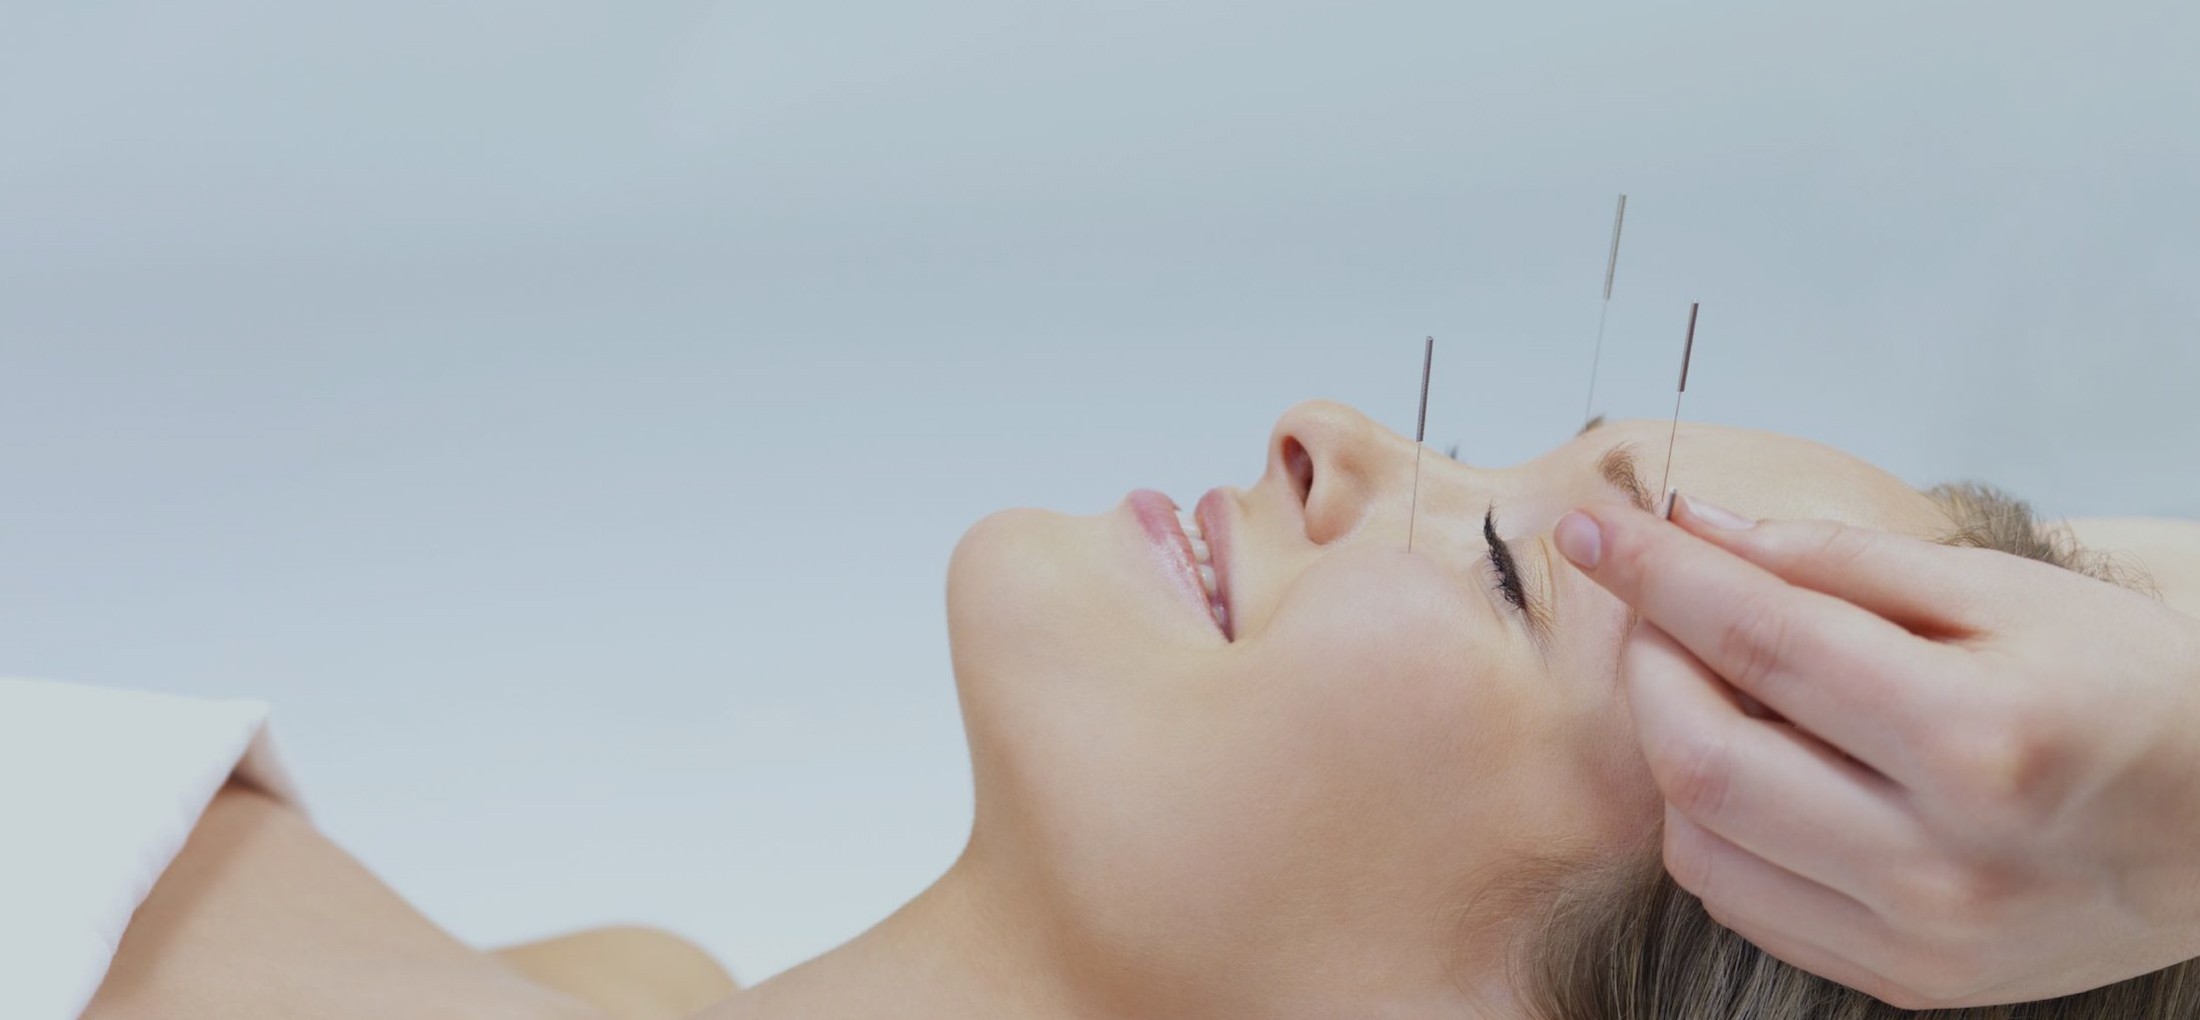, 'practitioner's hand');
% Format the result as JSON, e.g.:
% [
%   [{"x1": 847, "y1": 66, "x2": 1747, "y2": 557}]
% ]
[{"x1": 1553, "y1": 496, "x2": 2200, "y2": 1009}]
